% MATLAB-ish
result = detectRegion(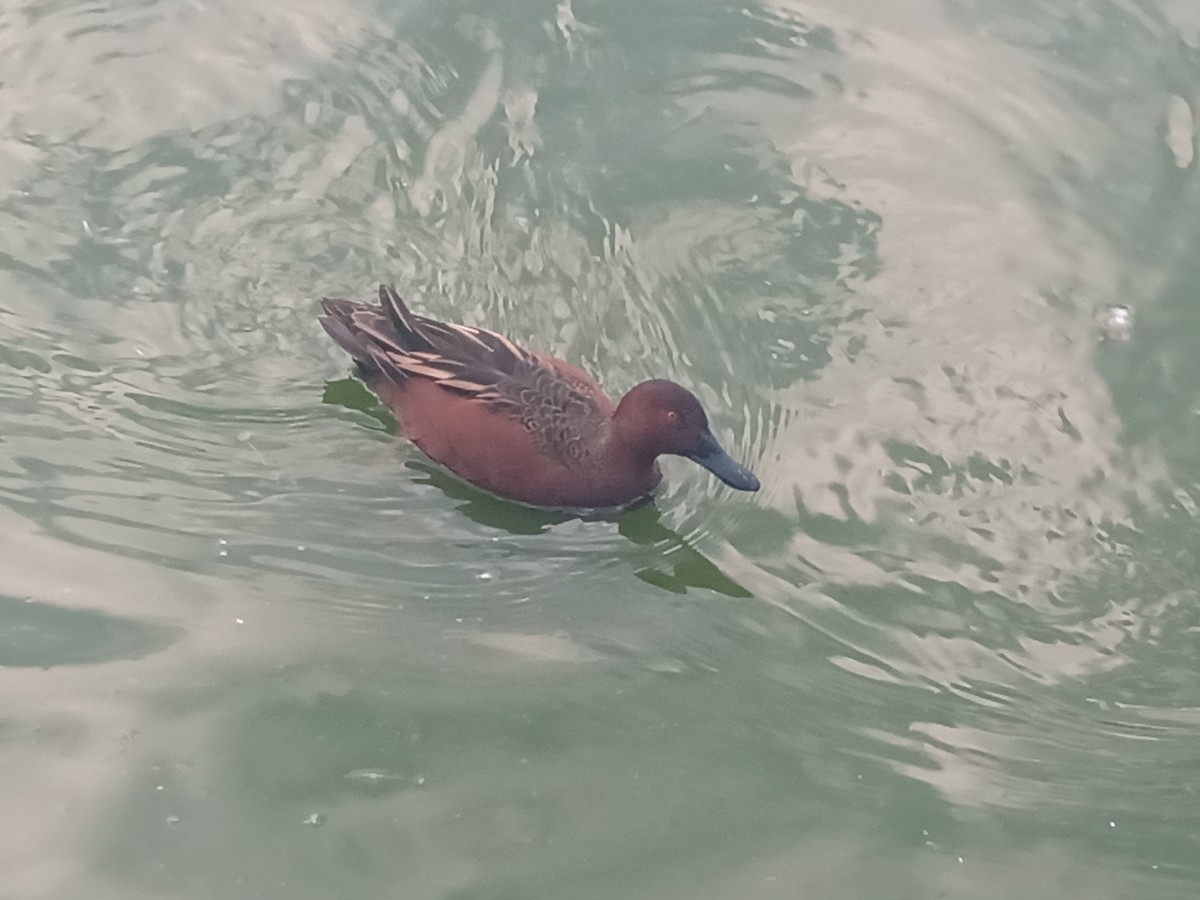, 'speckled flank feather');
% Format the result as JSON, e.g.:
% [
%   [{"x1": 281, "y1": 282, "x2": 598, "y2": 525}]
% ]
[{"x1": 319, "y1": 285, "x2": 606, "y2": 464}]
